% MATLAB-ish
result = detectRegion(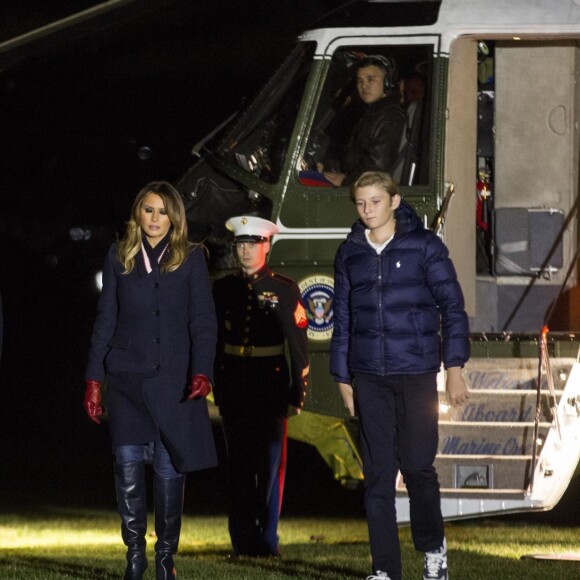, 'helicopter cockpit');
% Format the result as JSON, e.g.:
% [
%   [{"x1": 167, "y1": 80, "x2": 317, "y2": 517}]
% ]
[
  {"x1": 180, "y1": 37, "x2": 436, "y2": 271},
  {"x1": 300, "y1": 44, "x2": 432, "y2": 188},
  {"x1": 217, "y1": 41, "x2": 433, "y2": 189}
]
